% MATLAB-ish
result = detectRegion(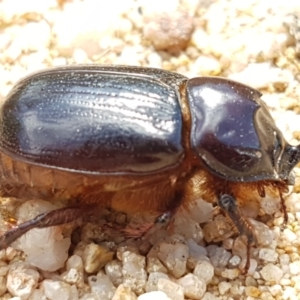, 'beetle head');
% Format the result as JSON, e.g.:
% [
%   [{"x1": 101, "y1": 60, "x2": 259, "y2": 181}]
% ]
[{"x1": 187, "y1": 77, "x2": 300, "y2": 182}]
